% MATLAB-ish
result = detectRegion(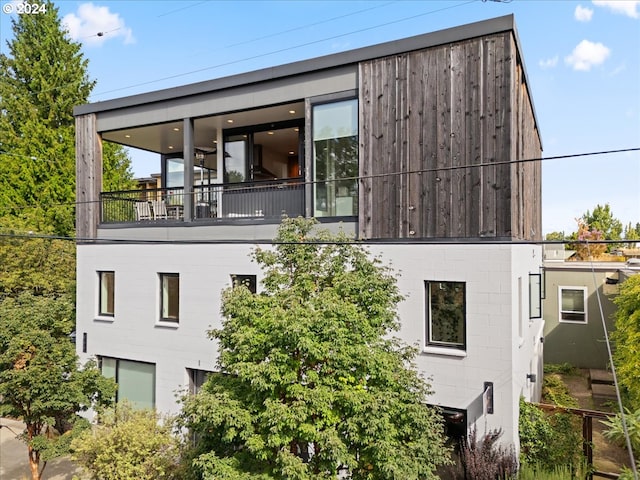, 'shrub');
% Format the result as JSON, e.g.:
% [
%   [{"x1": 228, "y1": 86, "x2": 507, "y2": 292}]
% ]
[
  {"x1": 518, "y1": 399, "x2": 583, "y2": 474},
  {"x1": 445, "y1": 427, "x2": 517, "y2": 479}
]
